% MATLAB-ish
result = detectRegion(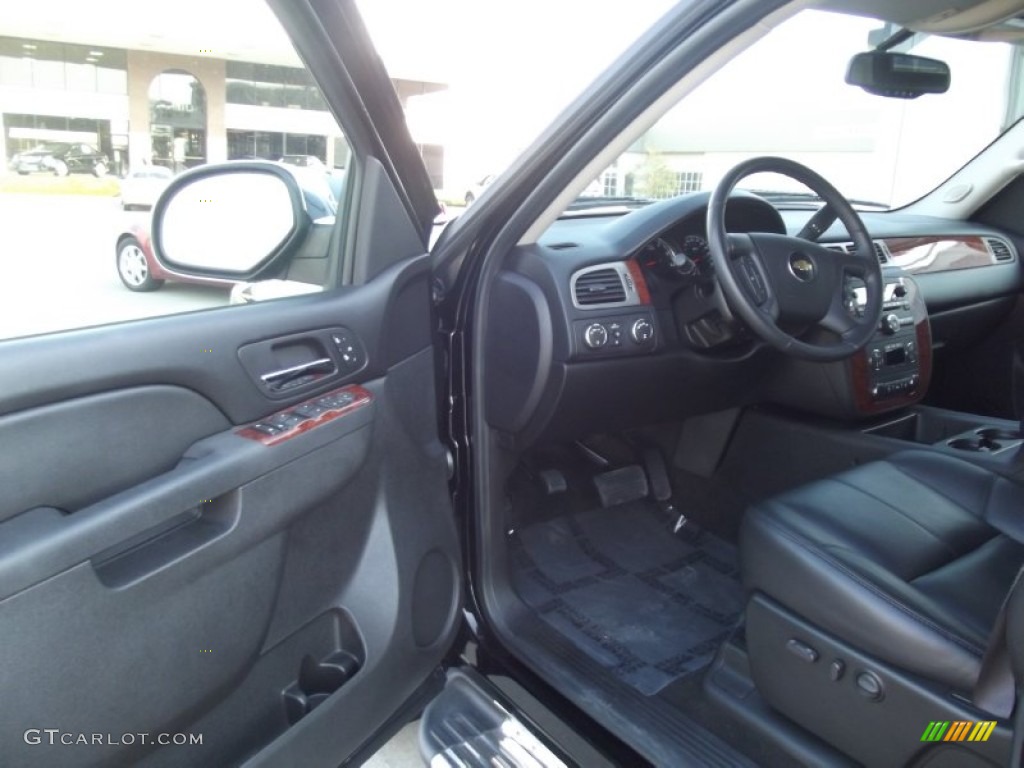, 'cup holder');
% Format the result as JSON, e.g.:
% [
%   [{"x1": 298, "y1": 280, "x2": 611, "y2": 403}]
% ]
[
  {"x1": 948, "y1": 437, "x2": 1003, "y2": 452},
  {"x1": 976, "y1": 427, "x2": 1024, "y2": 441}
]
